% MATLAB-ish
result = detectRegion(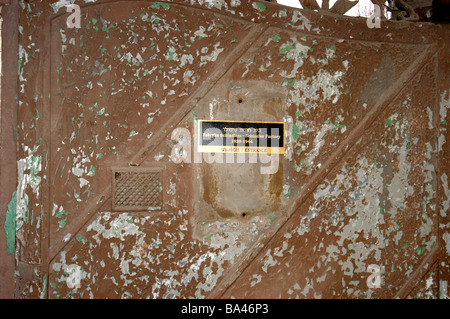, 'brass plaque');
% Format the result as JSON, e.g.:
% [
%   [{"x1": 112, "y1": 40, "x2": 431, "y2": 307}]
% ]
[{"x1": 198, "y1": 120, "x2": 285, "y2": 154}]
